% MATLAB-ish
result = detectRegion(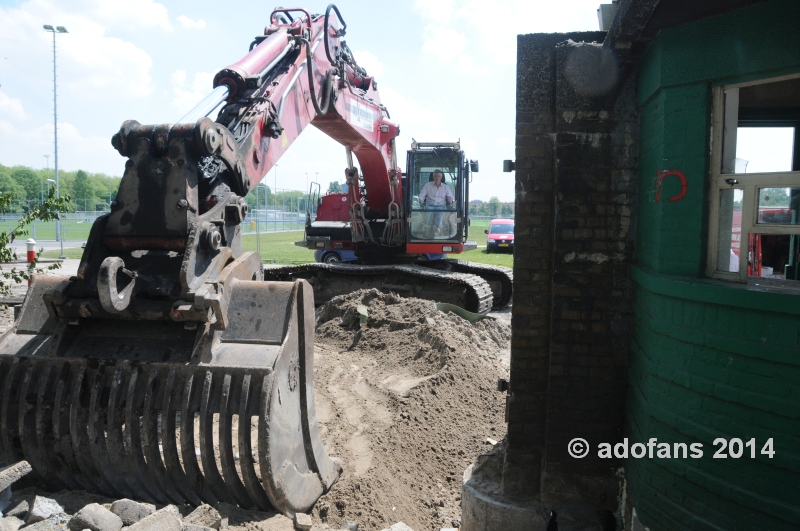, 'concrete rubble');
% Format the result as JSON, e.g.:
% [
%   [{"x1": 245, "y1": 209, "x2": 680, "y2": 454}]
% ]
[
  {"x1": 27, "y1": 498, "x2": 64, "y2": 525},
  {"x1": 109, "y1": 500, "x2": 155, "y2": 527},
  {"x1": 293, "y1": 513, "x2": 312, "y2": 530},
  {"x1": 67, "y1": 504, "x2": 122, "y2": 531}
]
